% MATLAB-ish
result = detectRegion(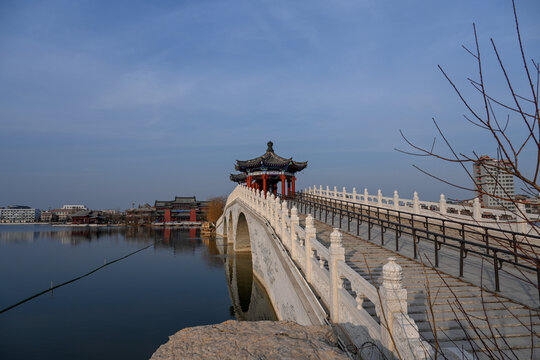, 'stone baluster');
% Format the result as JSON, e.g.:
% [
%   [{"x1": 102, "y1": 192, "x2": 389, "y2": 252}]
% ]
[
  {"x1": 413, "y1": 192, "x2": 420, "y2": 214},
  {"x1": 364, "y1": 188, "x2": 369, "y2": 205},
  {"x1": 393, "y1": 190, "x2": 400, "y2": 211},
  {"x1": 333, "y1": 186, "x2": 338, "y2": 199},
  {"x1": 352, "y1": 284, "x2": 365, "y2": 309},
  {"x1": 378, "y1": 189, "x2": 383, "y2": 207},
  {"x1": 271, "y1": 194, "x2": 277, "y2": 227},
  {"x1": 329, "y1": 228, "x2": 345, "y2": 322},
  {"x1": 326, "y1": 185, "x2": 330, "y2": 197},
  {"x1": 305, "y1": 214, "x2": 316, "y2": 283},
  {"x1": 439, "y1": 194, "x2": 447, "y2": 215},
  {"x1": 281, "y1": 201, "x2": 289, "y2": 248},
  {"x1": 290, "y1": 207, "x2": 299, "y2": 259},
  {"x1": 257, "y1": 190, "x2": 262, "y2": 214},
  {"x1": 379, "y1": 257, "x2": 408, "y2": 357},
  {"x1": 265, "y1": 192, "x2": 270, "y2": 220},
  {"x1": 517, "y1": 202, "x2": 528, "y2": 234},
  {"x1": 274, "y1": 196, "x2": 280, "y2": 229},
  {"x1": 473, "y1": 197, "x2": 481, "y2": 221},
  {"x1": 343, "y1": 187, "x2": 347, "y2": 200}
]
